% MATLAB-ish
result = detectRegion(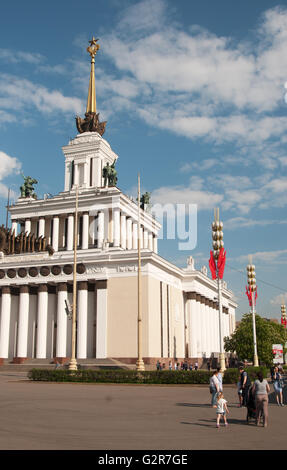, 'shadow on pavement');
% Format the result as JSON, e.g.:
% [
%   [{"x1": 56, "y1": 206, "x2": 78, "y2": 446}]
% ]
[
  {"x1": 180, "y1": 418, "x2": 248, "y2": 427},
  {"x1": 176, "y1": 402, "x2": 240, "y2": 409}
]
